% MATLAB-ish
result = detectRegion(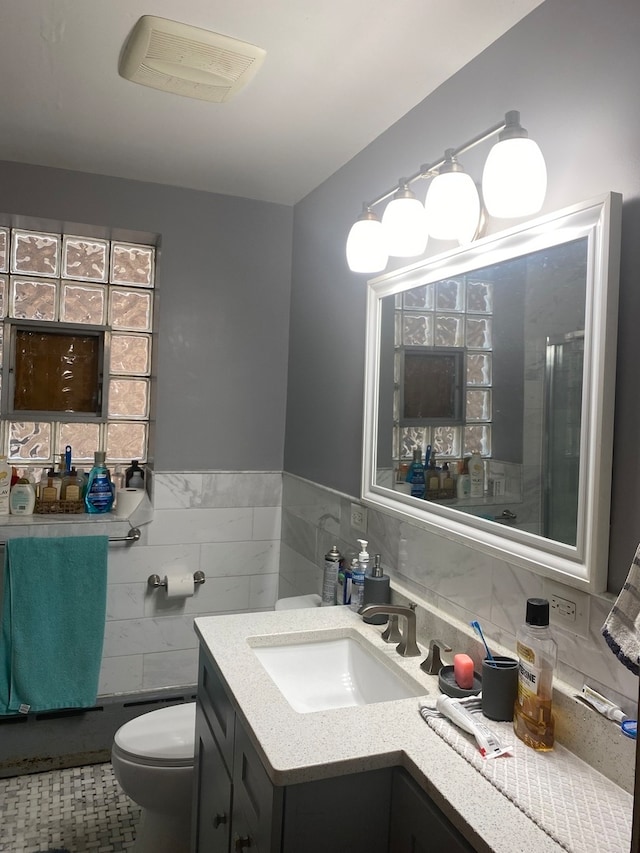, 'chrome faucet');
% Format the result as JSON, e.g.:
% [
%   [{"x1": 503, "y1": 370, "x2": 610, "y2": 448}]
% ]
[{"x1": 358, "y1": 604, "x2": 421, "y2": 657}]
